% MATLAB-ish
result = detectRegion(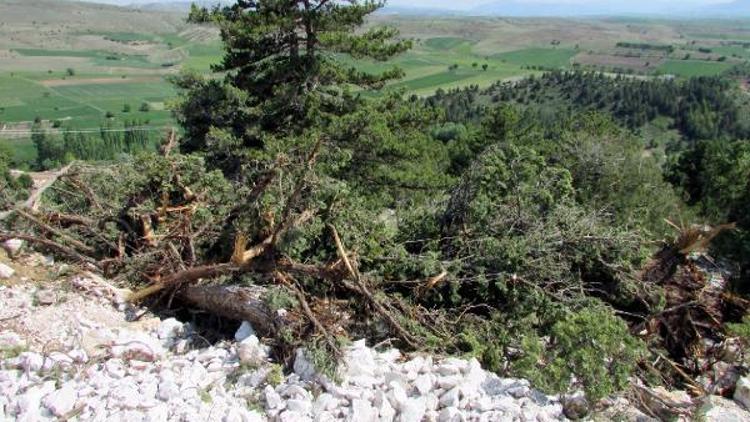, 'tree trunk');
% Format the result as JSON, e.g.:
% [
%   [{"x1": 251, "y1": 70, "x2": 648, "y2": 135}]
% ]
[{"x1": 177, "y1": 284, "x2": 285, "y2": 336}]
